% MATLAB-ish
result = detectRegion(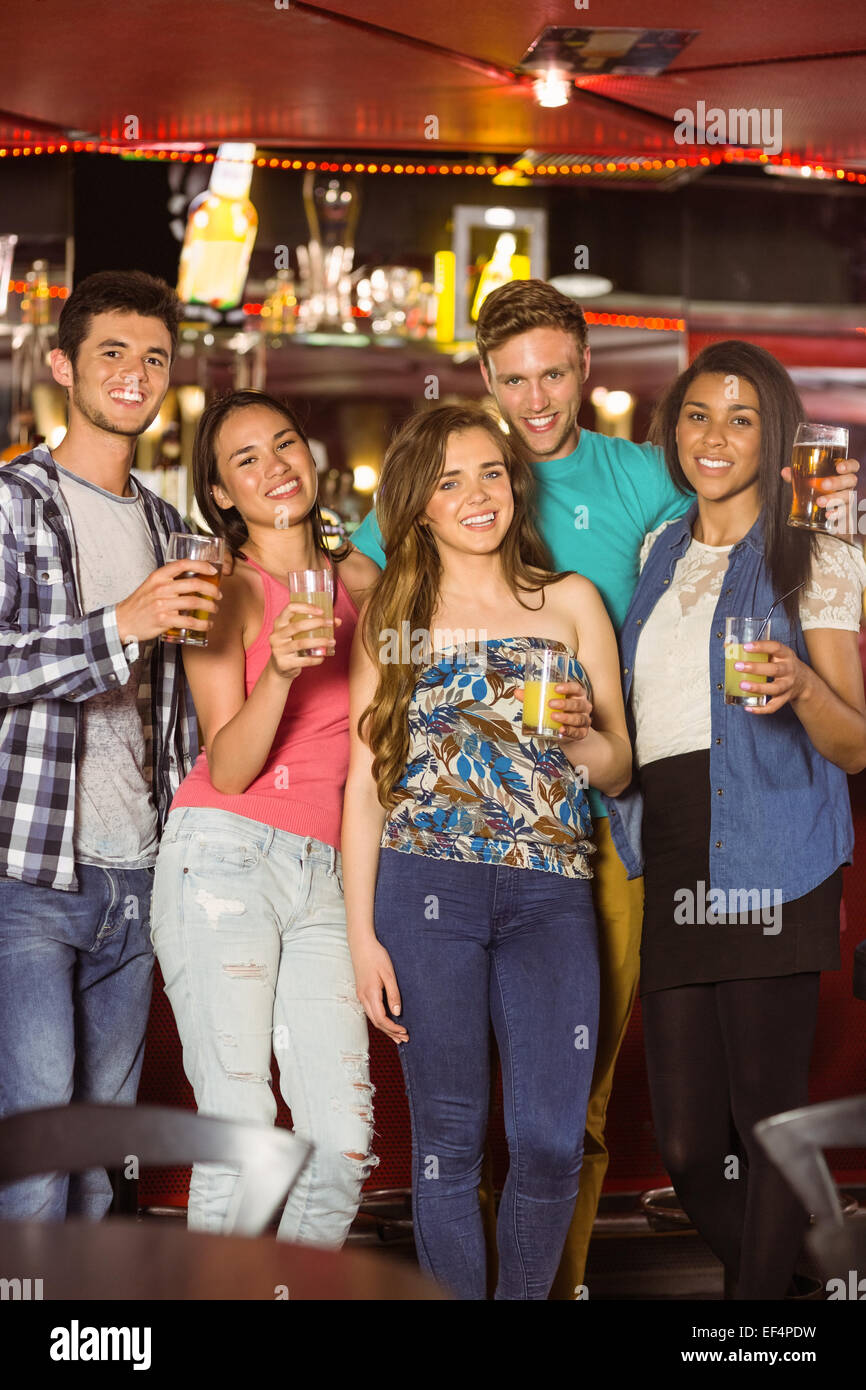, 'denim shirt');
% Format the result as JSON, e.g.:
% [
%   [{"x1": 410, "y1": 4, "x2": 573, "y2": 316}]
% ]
[{"x1": 602, "y1": 503, "x2": 854, "y2": 900}]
